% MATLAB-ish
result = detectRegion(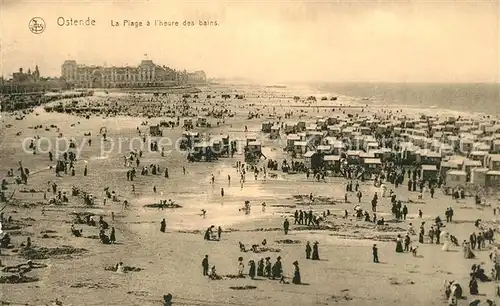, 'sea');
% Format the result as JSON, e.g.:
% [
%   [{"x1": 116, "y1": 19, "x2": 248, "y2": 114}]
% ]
[{"x1": 310, "y1": 82, "x2": 500, "y2": 117}]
